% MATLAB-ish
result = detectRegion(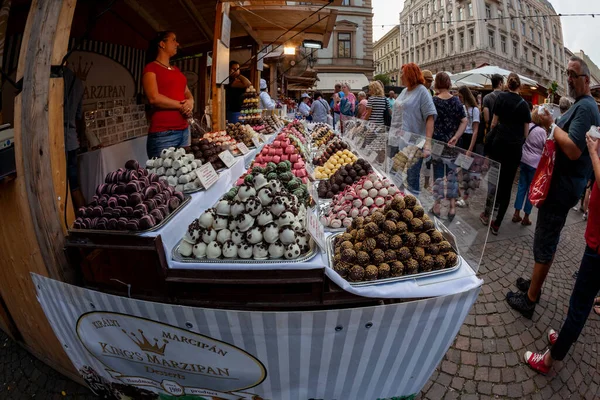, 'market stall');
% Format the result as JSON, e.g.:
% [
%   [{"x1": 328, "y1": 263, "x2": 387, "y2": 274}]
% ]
[{"x1": 0, "y1": 1, "x2": 495, "y2": 399}]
